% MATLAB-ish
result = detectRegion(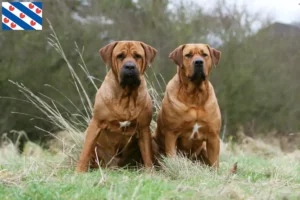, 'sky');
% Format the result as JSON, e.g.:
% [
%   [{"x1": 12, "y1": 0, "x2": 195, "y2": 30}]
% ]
[
  {"x1": 192, "y1": 0, "x2": 300, "y2": 24},
  {"x1": 243, "y1": 0, "x2": 300, "y2": 23}
]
